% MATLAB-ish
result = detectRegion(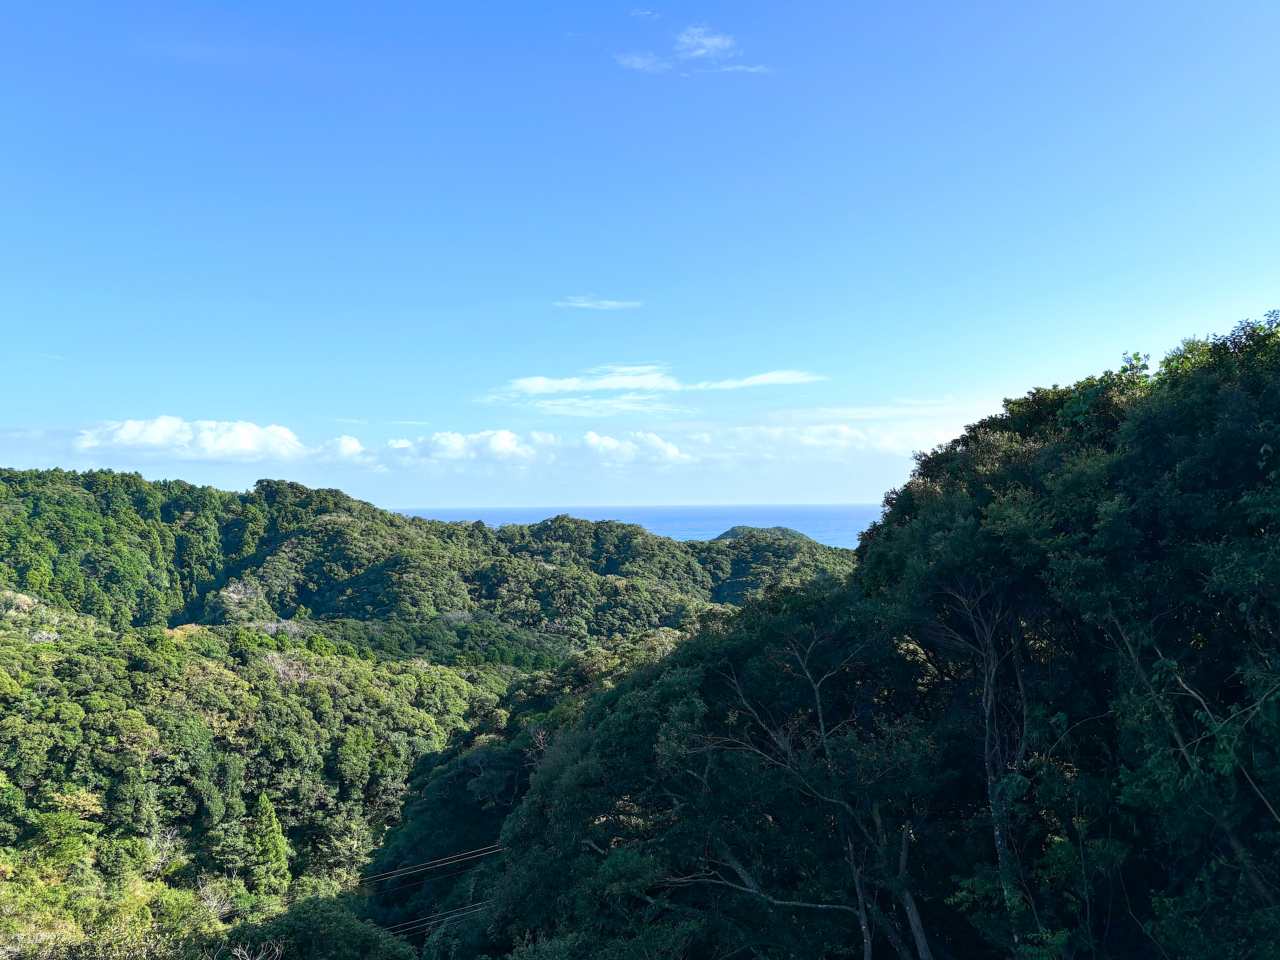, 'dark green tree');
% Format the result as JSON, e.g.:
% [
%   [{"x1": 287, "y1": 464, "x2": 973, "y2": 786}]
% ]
[{"x1": 246, "y1": 793, "x2": 290, "y2": 897}]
